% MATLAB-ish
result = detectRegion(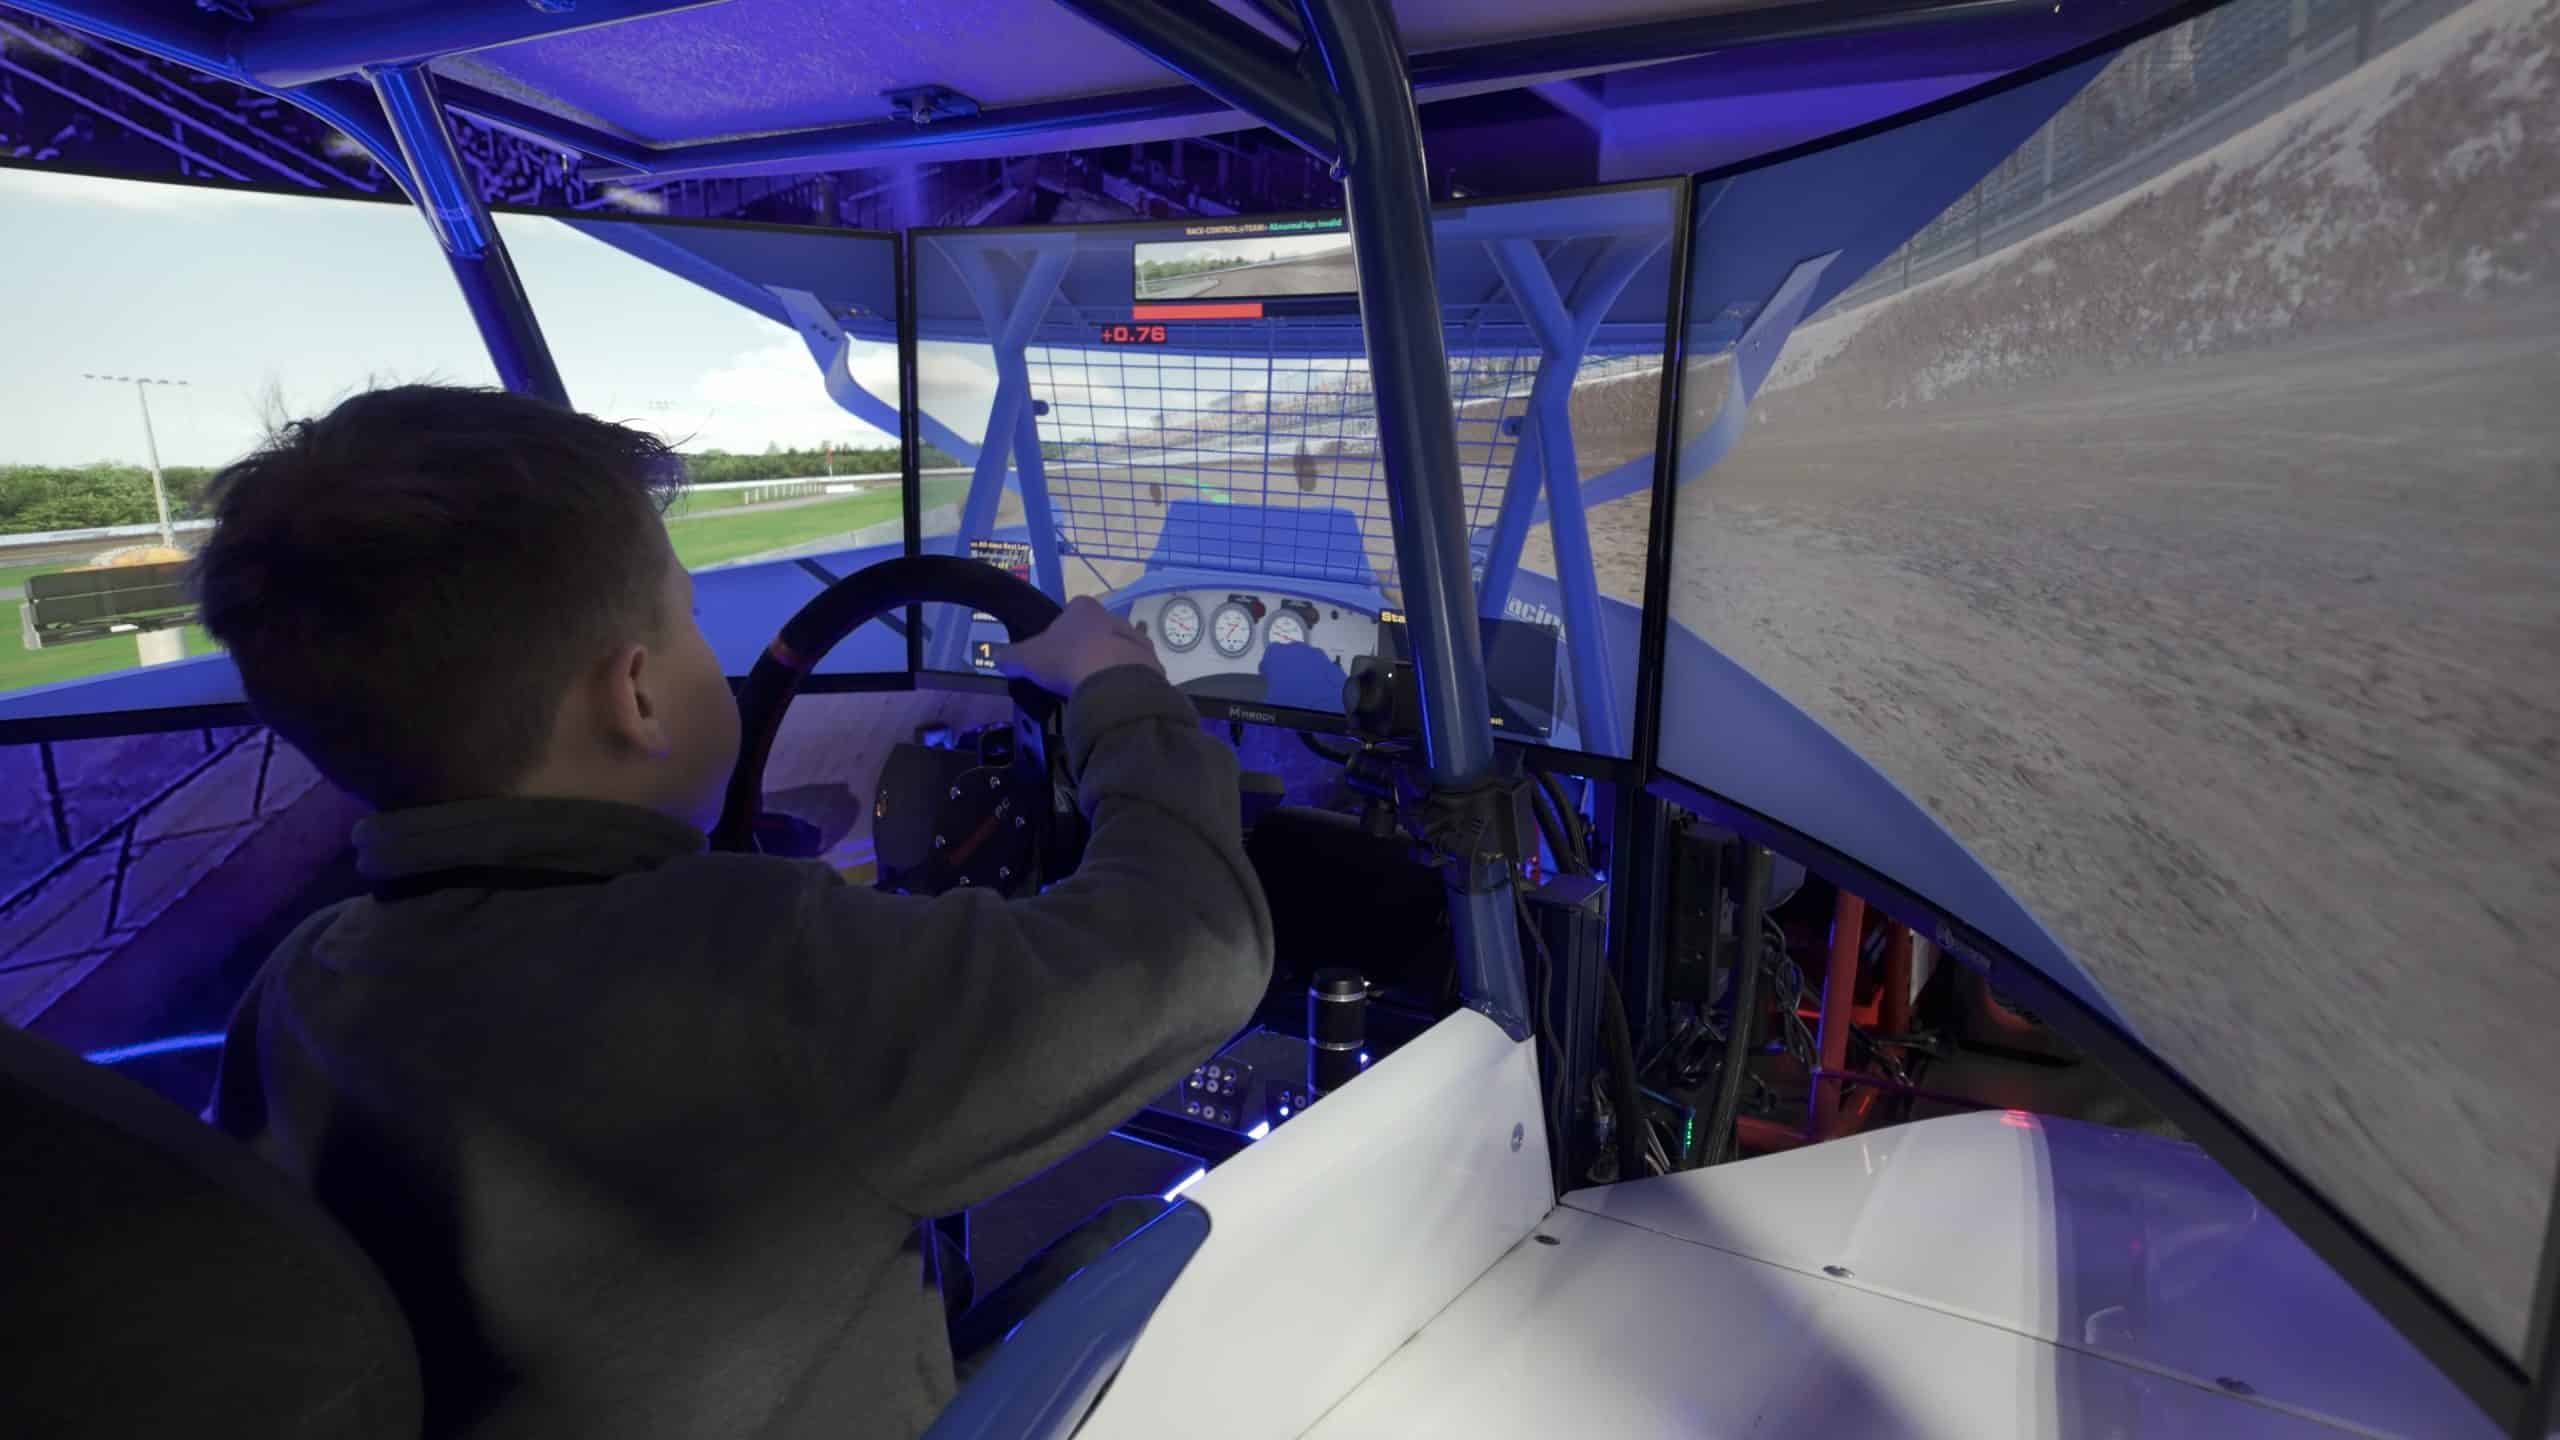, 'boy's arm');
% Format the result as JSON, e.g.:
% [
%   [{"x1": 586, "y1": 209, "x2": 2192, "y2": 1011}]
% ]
[{"x1": 793, "y1": 664, "x2": 1274, "y2": 1219}]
